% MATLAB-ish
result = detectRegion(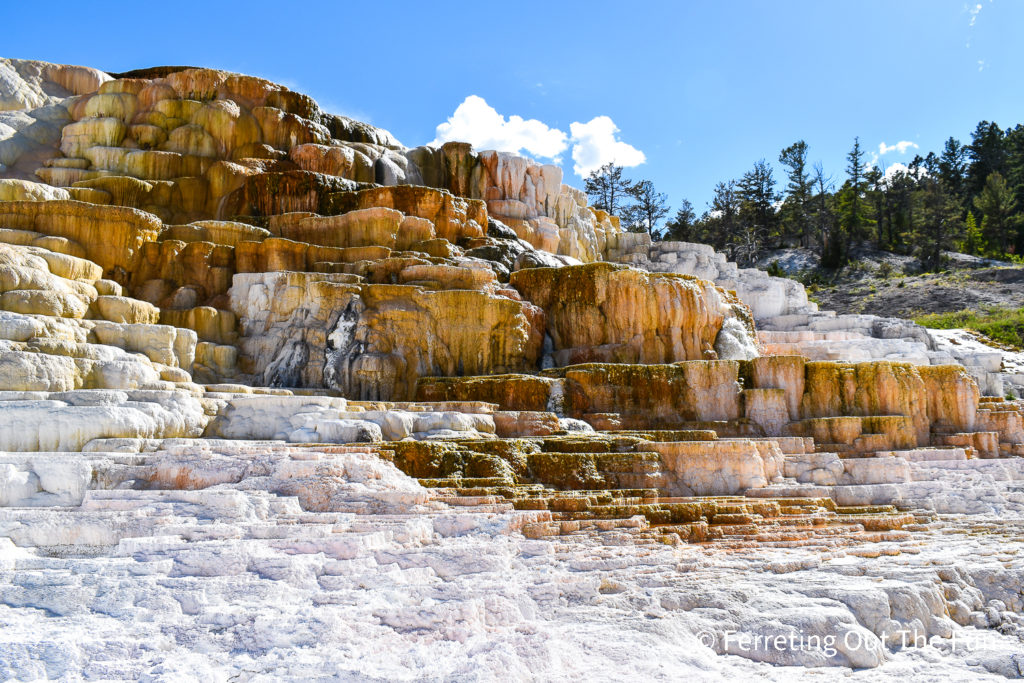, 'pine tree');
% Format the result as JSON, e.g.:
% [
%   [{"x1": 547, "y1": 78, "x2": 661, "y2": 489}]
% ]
[
  {"x1": 960, "y1": 210, "x2": 985, "y2": 255},
  {"x1": 865, "y1": 165, "x2": 886, "y2": 247},
  {"x1": 705, "y1": 180, "x2": 740, "y2": 256},
  {"x1": 967, "y1": 121, "x2": 1007, "y2": 200},
  {"x1": 916, "y1": 177, "x2": 961, "y2": 270},
  {"x1": 973, "y1": 171, "x2": 1020, "y2": 254},
  {"x1": 736, "y1": 159, "x2": 779, "y2": 247},
  {"x1": 583, "y1": 163, "x2": 633, "y2": 216},
  {"x1": 778, "y1": 141, "x2": 814, "y2": 247},
  {"x1": 938, "y1": 137, "x2": 968, "y2": 209},
  {"x1": 885, "y1": 167, "x2": 917, "y2": 250},
  {"x1": 663, "y1": 199, "x2": 697, "y2": 241},
  {"x1": 621, "y1": 180, "x2": 670, "y2": 237},
  {"x1": 811, "y1": 162, "x2": 839, "y2": 263},
  {"x1": 1004, "y1": 124, "x2": 1024, "y2": 251},
  {"x1": 841, "y1": 137, "x2": 874, "y2": 241}
]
